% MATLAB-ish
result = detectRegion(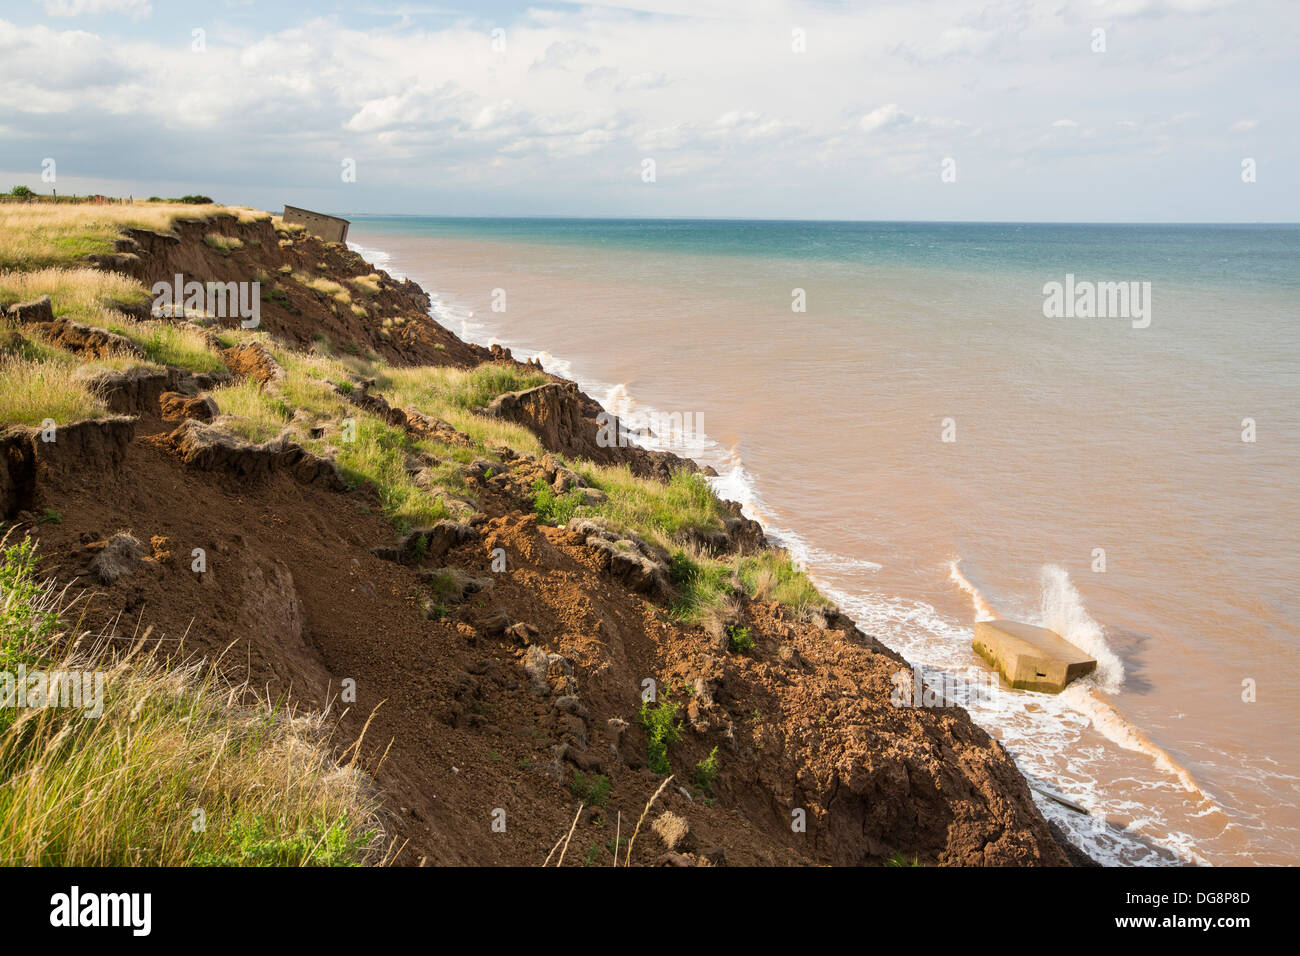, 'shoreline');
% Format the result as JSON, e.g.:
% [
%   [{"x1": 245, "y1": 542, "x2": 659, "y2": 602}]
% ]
[{"x1": 345, "y1": 226, "x2": 1233, "y2": 868}]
